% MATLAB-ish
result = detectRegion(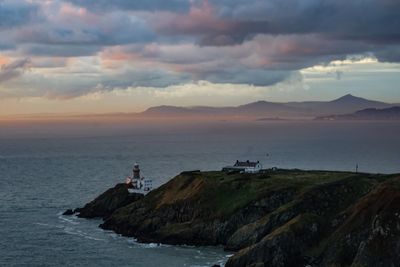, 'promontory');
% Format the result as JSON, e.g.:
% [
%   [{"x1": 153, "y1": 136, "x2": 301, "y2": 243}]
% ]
[{"x1": 66, "y1": 169, "x2": 400, "y2": 267}]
